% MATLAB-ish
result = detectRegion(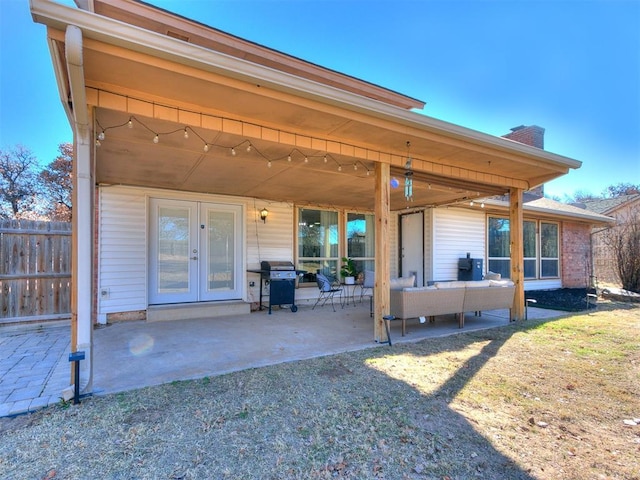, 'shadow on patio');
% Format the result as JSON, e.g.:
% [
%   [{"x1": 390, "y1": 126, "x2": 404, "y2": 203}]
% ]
[{"x1": 92, "y1": 300, "x2": 564, "y2": 396}]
